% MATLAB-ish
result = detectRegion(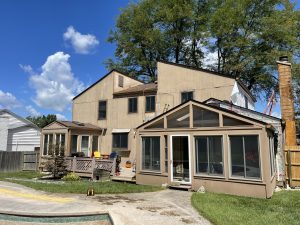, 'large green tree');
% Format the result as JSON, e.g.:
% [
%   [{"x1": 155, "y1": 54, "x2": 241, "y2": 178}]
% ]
[
  {"x1": 26, "y1": 114, "x2": 57, "y2": 128},
  {"x1": 107, "y1": 0, "x2": 300, "y2": 98}
]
